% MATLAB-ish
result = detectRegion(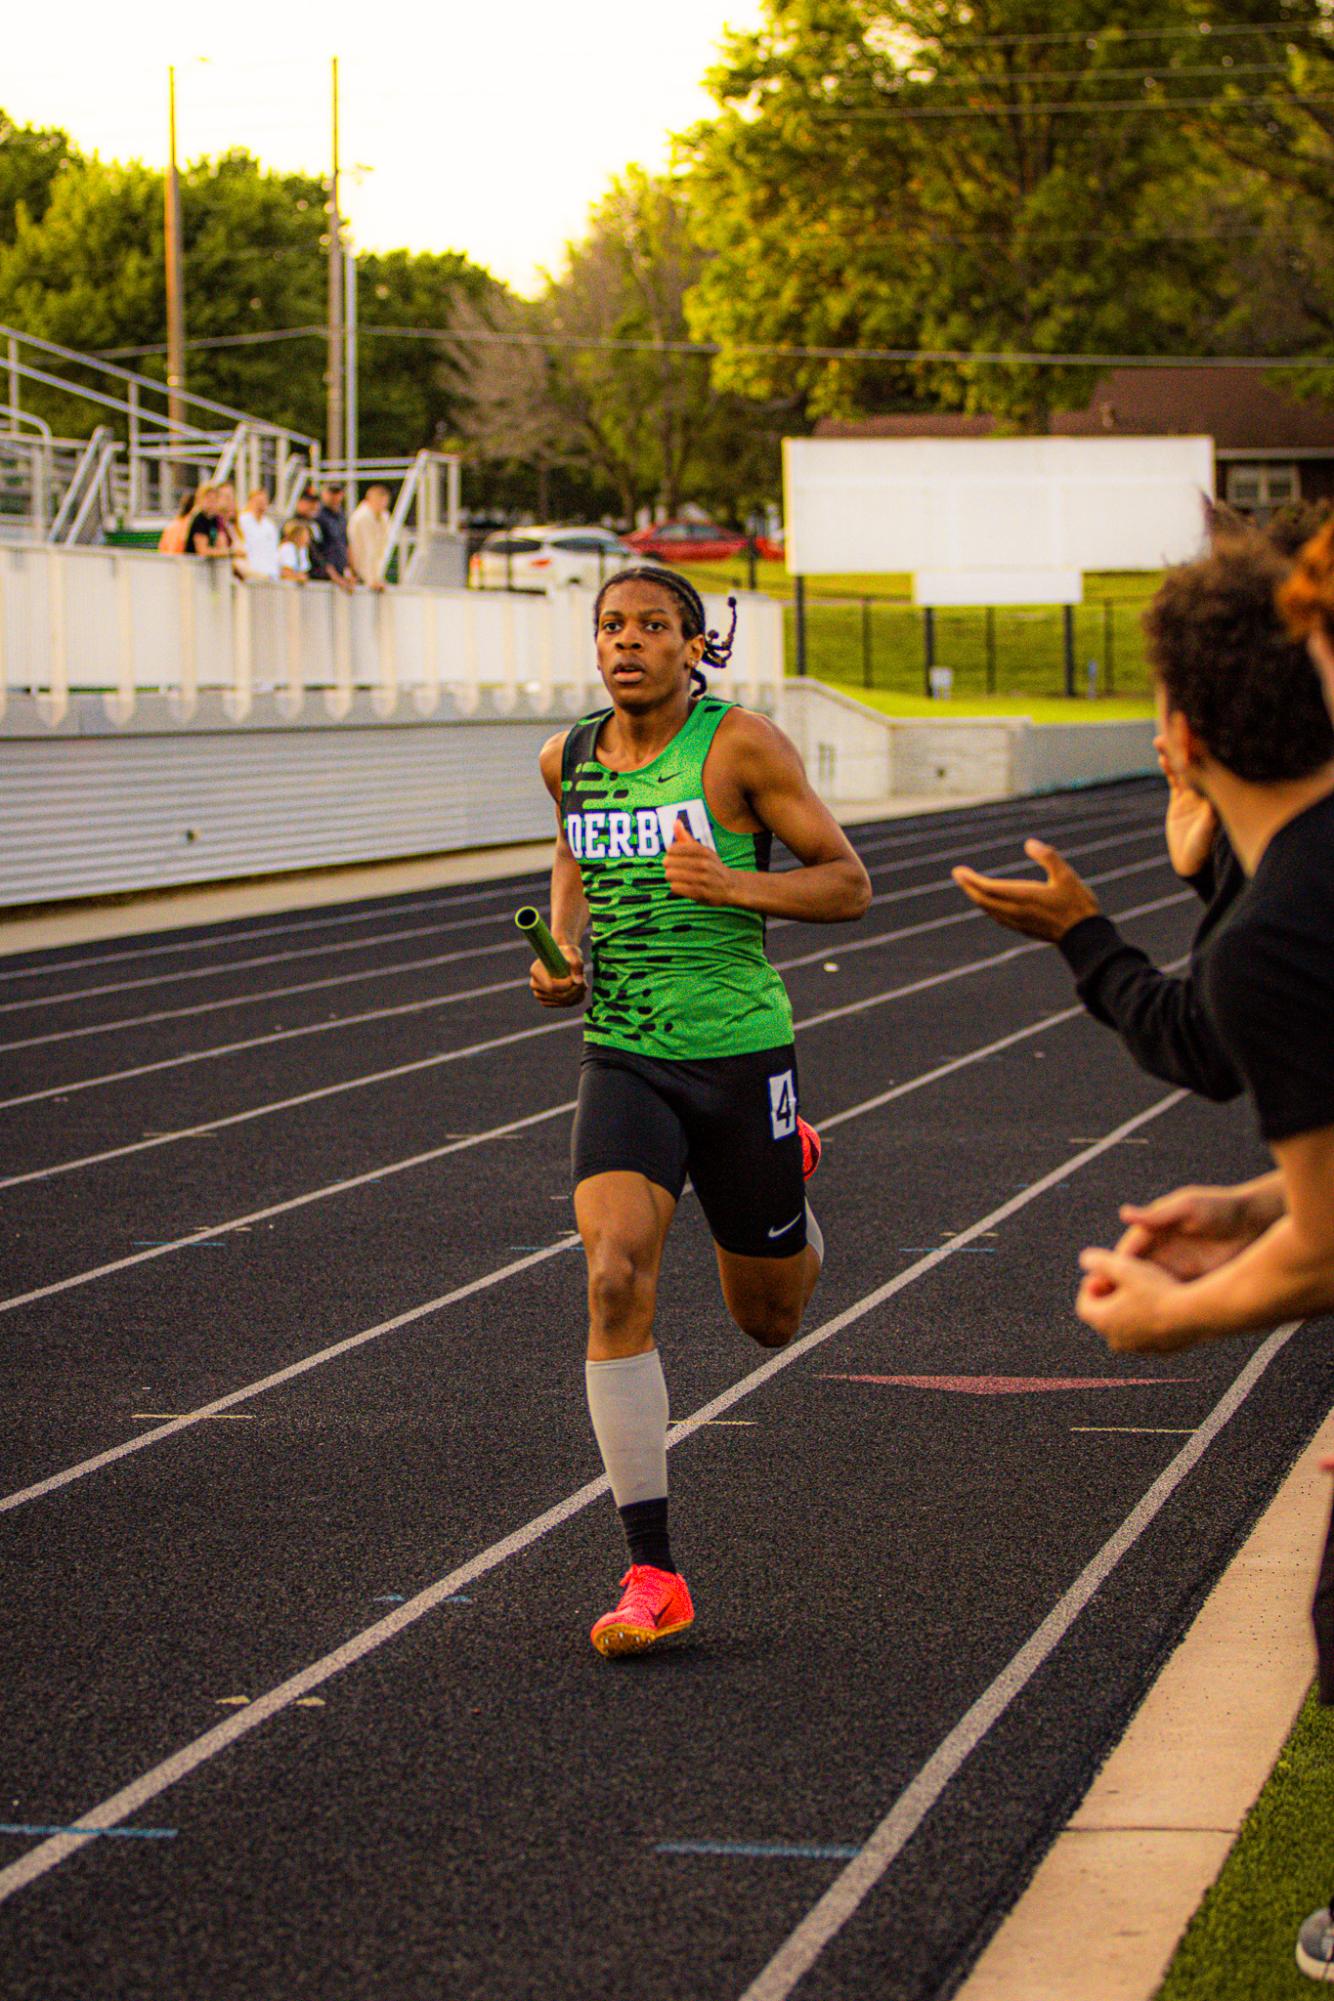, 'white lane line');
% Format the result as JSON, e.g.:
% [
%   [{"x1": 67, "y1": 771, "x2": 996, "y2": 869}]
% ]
[
  {"x1": 0, "y1": 950, "x2": 1187, "y2": 1510},
  {"x1": 0, "y1": 838, "x2": 1182, "y2": 1118},
  {"x1": 0, "y1": 874, "x2": 553, "y2": 984},
  {"x1": 737, "y1": 1318, "x2": 1302, "y2": 2001},
  {"x1": 0, "y1": 808, "x2": 1158, "y2": 1046},
  {"x1": 0, "y1": 1021, "x2": 579, "y2": 1193},
  {"x1": 0, "y1": 908, "x2": 546, "y2": 1016},
  {"x1": 0, "y1": 1237, "x2": 581, "y2": 1518},
  {"x1": 0, "y1": 940, "x2": 524, "y2": 1054},
  {"x1": 795, "y1": 891, "x2": 1188, "y2": 1035},
  {"x1": 779, "y1": 854, "x2": 1169, "y2": 974},
  {"x1": 0, "y1": 976, "x2": 539, "y2": 1113},
  {"x1": 0, "y1": 1089, "x2": 1192, "y2": 1908},
  {"x1": 0, "y1": 1098, "x2": 576, "y2": 1319},
  {"x1": 0, "y1": 869, "x2": 1185, "y2": 1191},
  {"x1": 0, "y1": 890, "x2": 1190, "y2": 1312}
]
